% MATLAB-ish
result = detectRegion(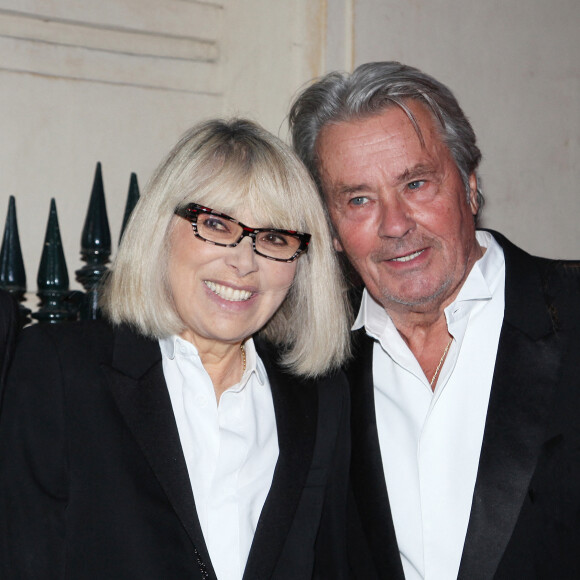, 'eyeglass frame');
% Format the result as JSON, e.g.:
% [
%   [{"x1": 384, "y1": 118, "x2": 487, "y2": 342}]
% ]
[{"x1": 174, "y1": 203, "x2": 311, "y2": 263}]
